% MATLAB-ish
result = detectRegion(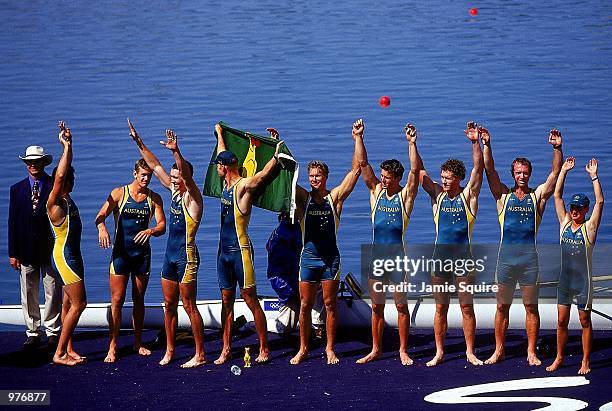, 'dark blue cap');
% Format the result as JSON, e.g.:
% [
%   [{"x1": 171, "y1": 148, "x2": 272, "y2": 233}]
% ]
[
  {"x1": 569, "y1": 193, "x2": 590, "y2": 208},
  {"x1": 212, "y1": 151, "x2": 238, "y2": 165}
]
